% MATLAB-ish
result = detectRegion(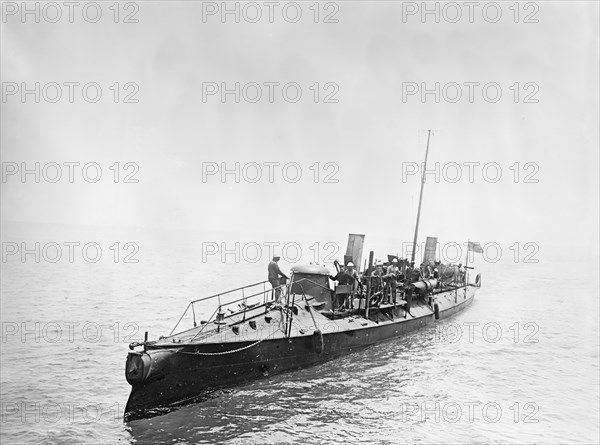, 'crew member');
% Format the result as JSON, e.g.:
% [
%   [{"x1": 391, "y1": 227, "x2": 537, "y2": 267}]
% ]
[
  {"x1": 400, "y1": 258, "x2": 408, "y2": 274},
  {"x1": 370, "y1": 261, "x2": 385, "y2": 294},
  {"x1": 329, "y1": 263, "x2": 358, "y2": 286},
  {"x1": 458, "y1": 263, "x2": 465, "y2": 285},
  {"x1": 385, "y1": 258, "x2": 400, "y2": 304},
  {"x1": 268, "y1": 255, "x2": 288, "y2": 303},
  {"x1": 372, "y1": 261, "x2": 384, "y2": 276},
  {"x1": 423, "y1": 264, "x2": 433, "y2": 279},
  {"x1": 345, "y1": 262, "x2": 361, "y2": 291},
  {"x1": 405, "y1": 261, "x2": 420, "y2": 284},
  {"x1": 329, "y1": 262, "x2": 362, "y2": 308}
]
